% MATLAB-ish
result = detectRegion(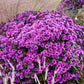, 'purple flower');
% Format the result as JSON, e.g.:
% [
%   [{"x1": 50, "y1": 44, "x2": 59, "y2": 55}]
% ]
[
  {"x1": 31, "y1": 74, "x2": 35, "y2": 79},
  {"x1": 20, "y1": 72, "x2": 24, "y2": 79},
  {"x1": 68, "y1": 73, "x2": 74, "y2": 80},
  {"x1": 47, "y1": 72, "x2": 52, "y2": 79},
  {"x1": 42, "y1": 50, "x2": 48, "y2": 56},
  {"x1": 62, "y1": 77, "x2": 67, "y2": 82},
  {"x1": 34, "y1": 45, "x2": 38, "y2": 50},
  {"x1": 27, "y1": 80, "x2": 31, "y2": 83},
  {"x1": 14, "y1": 78, "x2": 20, "y2": 83},
  {"x1": 17, "y1": 22, "x2": 24, "y2": 28},
  {"x1": 62, "y1": 68, "x2": 67, "y2": 73},
  {"x1": 22, "y1": 82, "x2": 25, "y2": 84},
  {"x1": 17, "y1": 50, "x2": 22, "y2": 54},
  {"x1": 51, "y1": 59, "x2": 57, "y2": 65},
  {"x1": 0, "y1": 79, "x2": 2, "y2": 84},
  {"x1": 45, "y1": 44, "x2": 49, "y2": 49}
]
